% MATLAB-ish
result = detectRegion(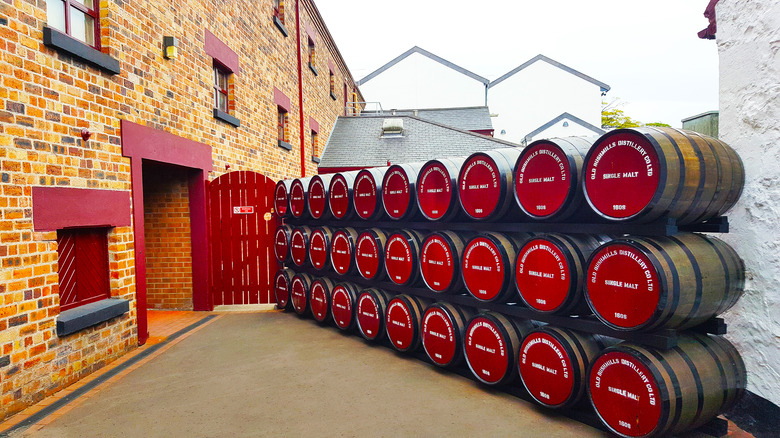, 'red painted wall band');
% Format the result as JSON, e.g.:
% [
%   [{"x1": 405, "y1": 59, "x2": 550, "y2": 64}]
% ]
[
  {"x1": 32, "y1": 187, "x2": 131, "y2": 231},
  {"x1": 204, "y1": 29, "x2": 240, "y2": 73}
]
